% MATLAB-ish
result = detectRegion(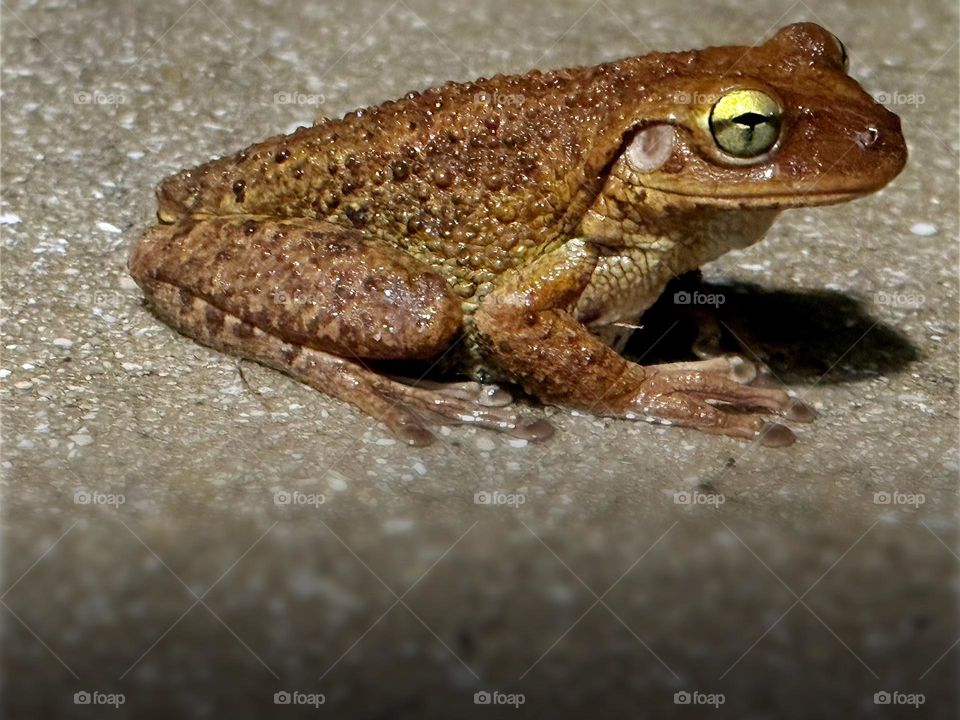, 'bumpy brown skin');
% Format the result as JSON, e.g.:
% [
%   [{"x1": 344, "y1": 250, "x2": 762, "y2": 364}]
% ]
[
  {"x1": 131, "y1": 22, "x2": 906, "y2": 446},
  {"x1": 134, "y1": 217, "x2": 461, "y2": 360}
]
